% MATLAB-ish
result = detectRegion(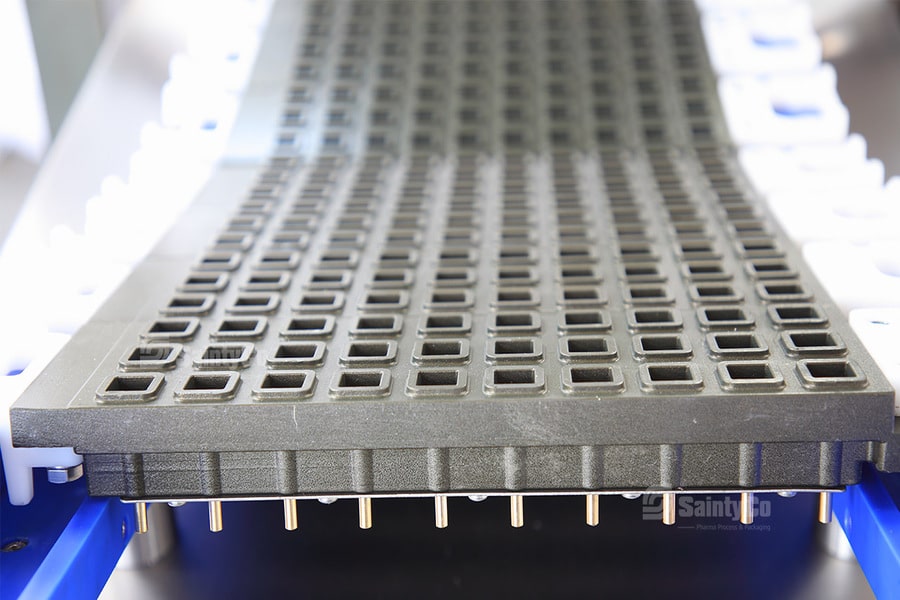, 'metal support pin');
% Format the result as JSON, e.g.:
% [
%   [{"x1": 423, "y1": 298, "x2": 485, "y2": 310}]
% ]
[
  {"x1": 586, "y1": 494, "x2": 600, "y2": 526},
  {"x1": 135, "y1": 502, "x2": 148, "y2": 534},
  {"x1": 662, "y1": 492, "x2": 676, "y2": 526},
  {"x1": 434, "y1": 495, "x2": 448, "y2": 529},
  {"x1": 283, "y1": 499, "x2": 298, "y2": 531},
  {"x1": 358, "y1": 497, "x2": 372, "y2": 529},
  {"x1": 818, "y1": 491, "x2": 832, "y2": 524},
  {"x1": 208, "y1": 501, "x2": 223, "y2": 533},
  {"x1": 740, "y1": 492, "x2": 754, "y2": 525},
  {"x1": 510, "y1": 495, "x2": 524, "y2": 528}
]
